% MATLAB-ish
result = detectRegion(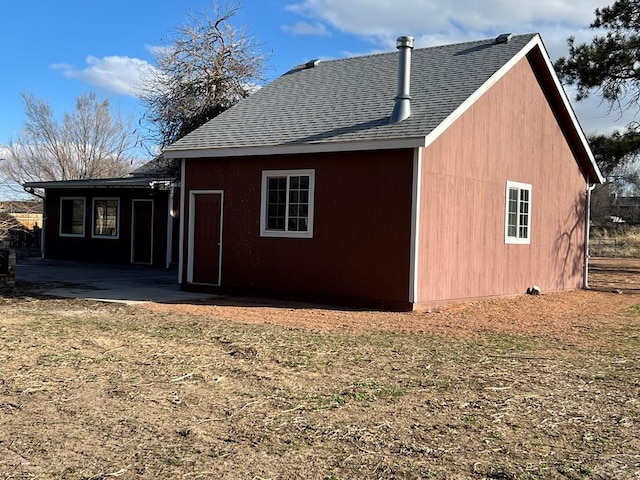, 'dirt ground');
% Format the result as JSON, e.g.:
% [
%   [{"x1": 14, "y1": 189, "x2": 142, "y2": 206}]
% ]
[
  {"x1": 145, "y1": 257, "x2": 640, "y2": 343},
  {"x1": 1, "y1": 257, "x2": 639, "y2": 479}
]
